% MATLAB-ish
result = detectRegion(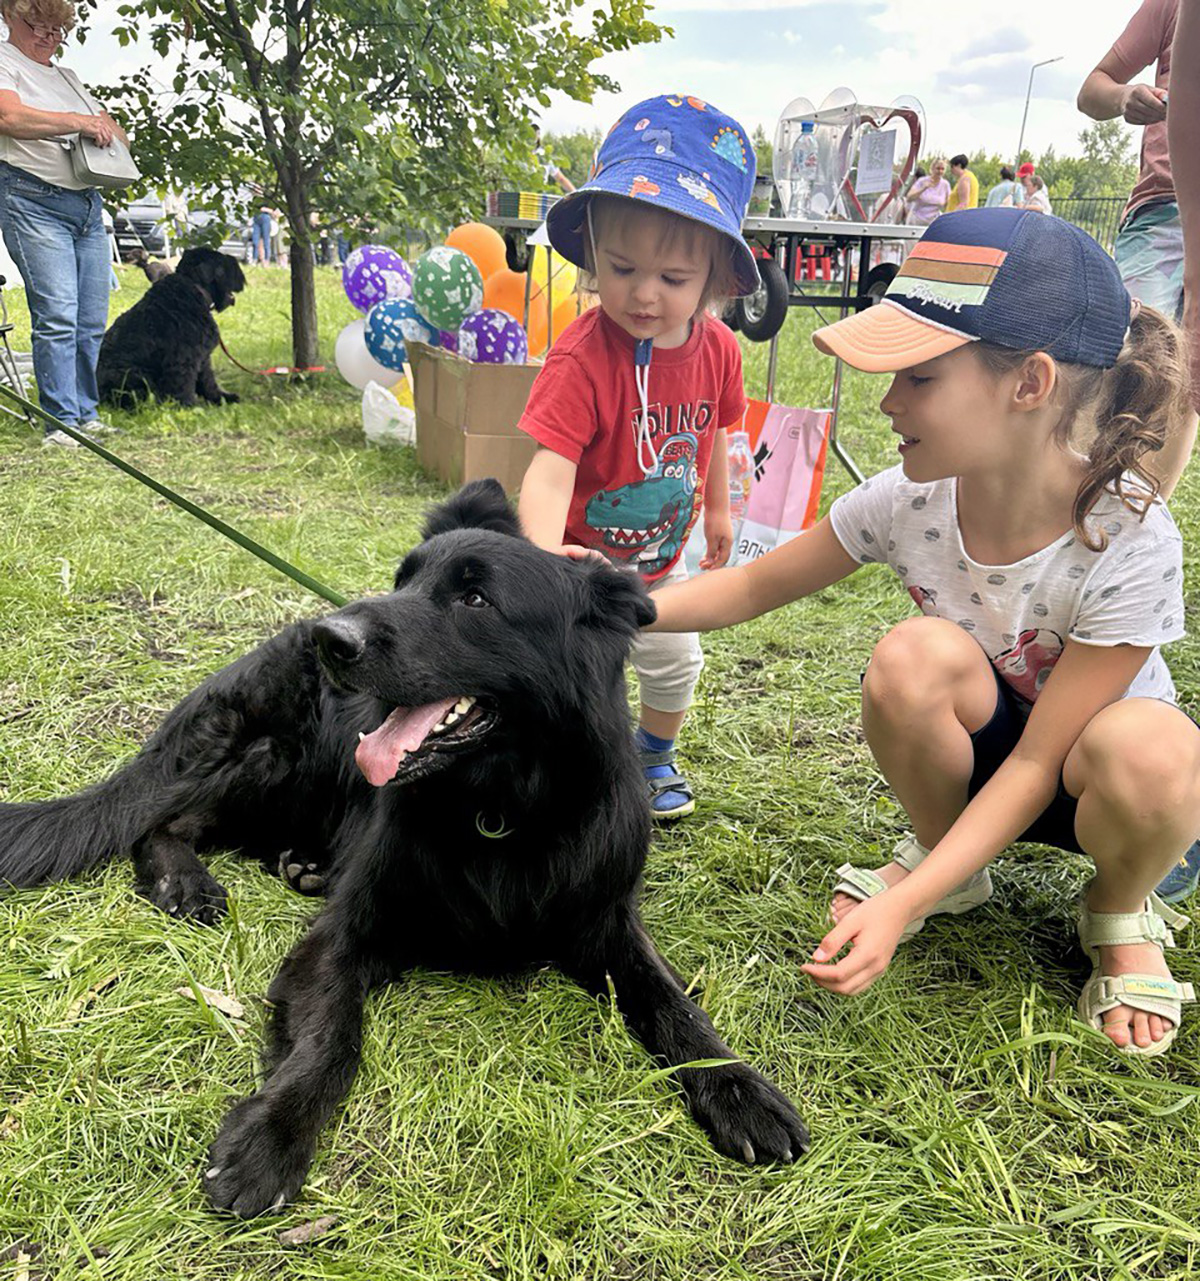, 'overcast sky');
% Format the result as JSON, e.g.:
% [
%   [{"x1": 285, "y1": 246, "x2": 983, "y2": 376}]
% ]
[{"x1": 63, "y1": 0, "x2": 1155, "y2": 172}]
